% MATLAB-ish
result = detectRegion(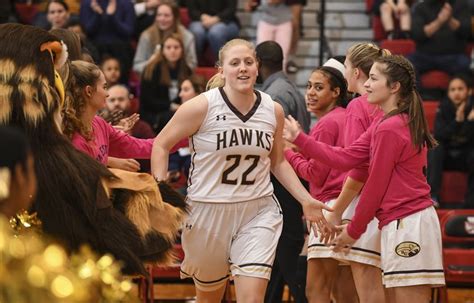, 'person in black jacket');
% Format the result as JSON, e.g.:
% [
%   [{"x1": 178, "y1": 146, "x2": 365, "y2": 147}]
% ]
[
  {"x1": 187, "y1": 0, "x2": 240, "y2": 61},
  {"x1": 409, "y1": 0, "x2": 471, "y2": 86},
  {"x1": 428, "y1": 74, "x2": 474, "y2": 207}
]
